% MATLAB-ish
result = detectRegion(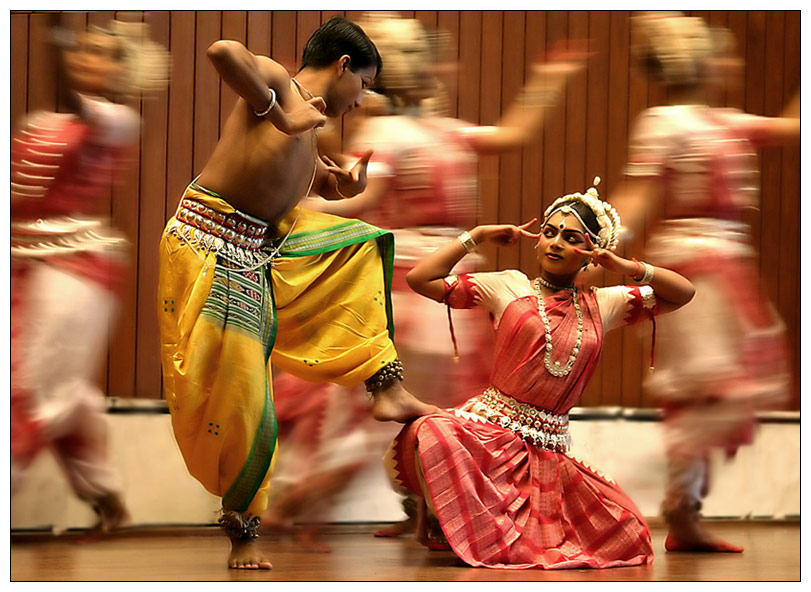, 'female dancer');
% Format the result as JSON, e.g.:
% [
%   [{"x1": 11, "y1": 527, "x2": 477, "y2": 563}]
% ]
[
  {"x1": 613, "y1": 12, "x2": 799, "y2": 552},
  {"x1": 10, "y1": 20, "x2": 169, "y2": 534},
  {"x1": 386, "y1": 180, "x2": 695, "y2": 569}
]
